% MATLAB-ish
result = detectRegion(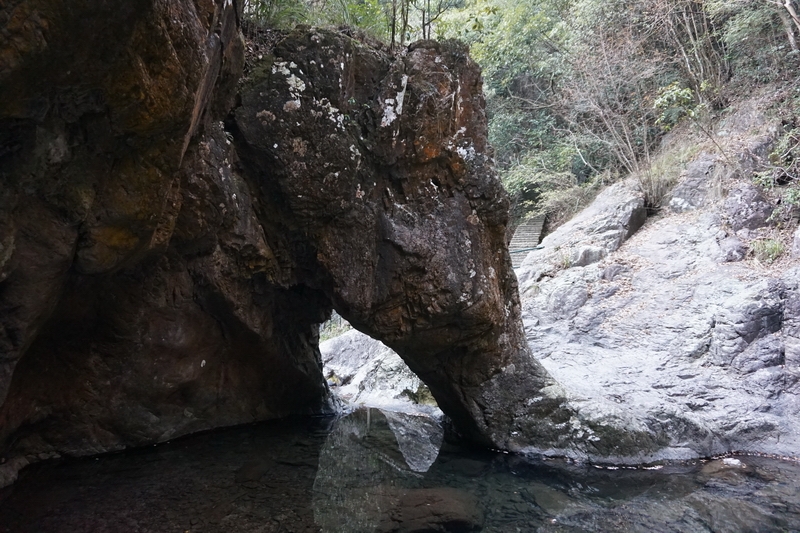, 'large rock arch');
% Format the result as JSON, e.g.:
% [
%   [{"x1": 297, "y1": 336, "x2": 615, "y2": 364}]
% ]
[{"x1": 0, "y1": 0, "x2": 654, "y2": 486}]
